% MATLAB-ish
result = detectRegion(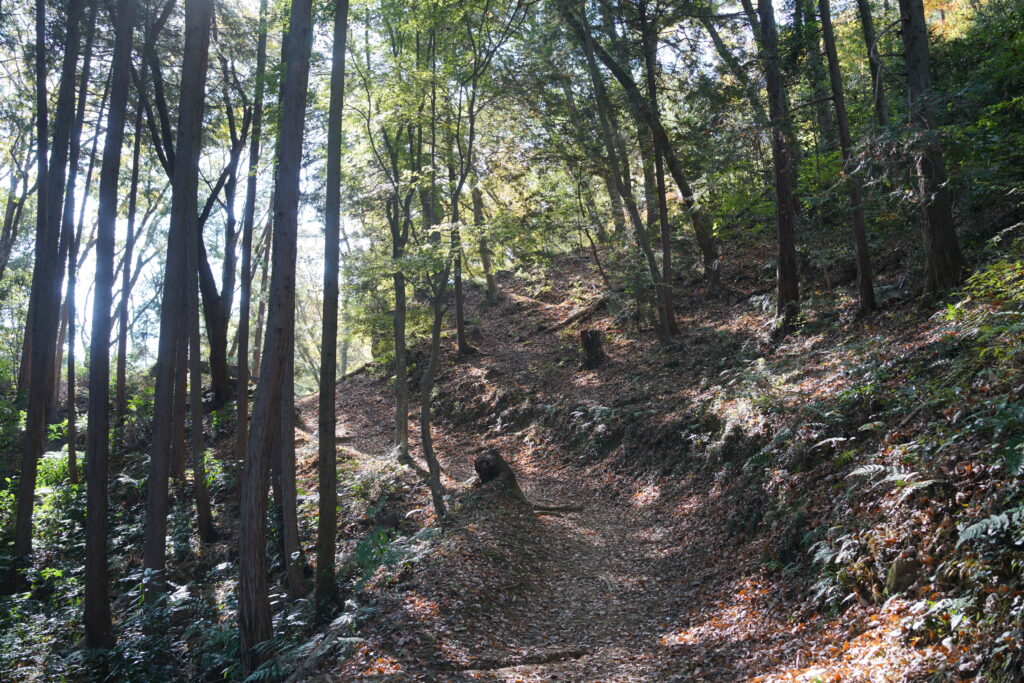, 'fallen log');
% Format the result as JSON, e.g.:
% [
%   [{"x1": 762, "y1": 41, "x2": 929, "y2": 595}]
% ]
[{"x1": 532, "y1": 295, "x2": 609, "y2": 336}]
